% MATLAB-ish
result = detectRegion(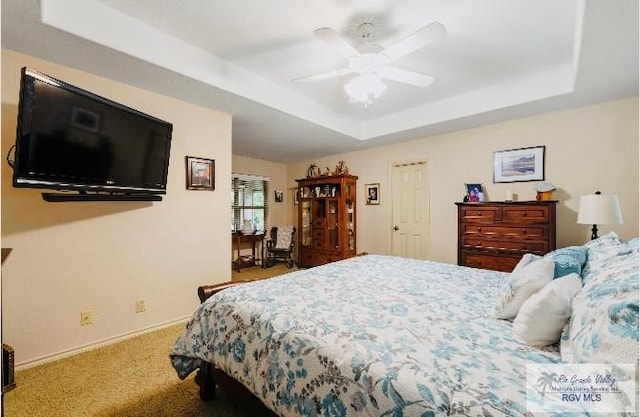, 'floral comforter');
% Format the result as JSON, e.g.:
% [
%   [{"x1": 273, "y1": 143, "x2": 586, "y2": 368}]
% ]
[{"x1": 170, "y1": 255, "x2": 561, "y2": 416}]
